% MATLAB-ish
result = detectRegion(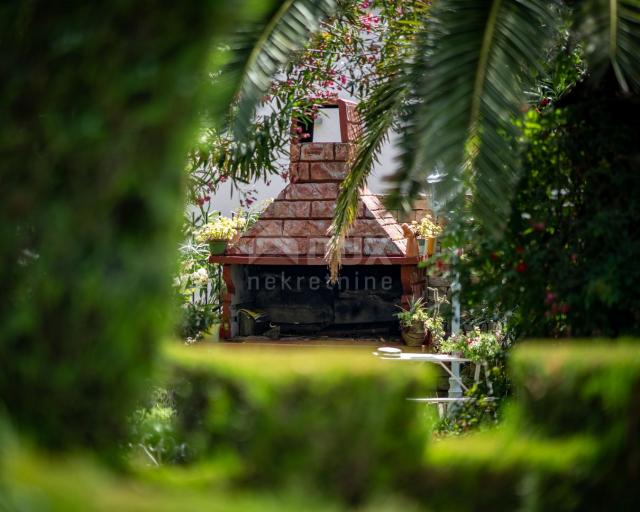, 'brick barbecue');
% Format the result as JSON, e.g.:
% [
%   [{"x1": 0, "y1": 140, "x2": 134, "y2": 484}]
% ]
[{"x1": 211, "y1": 99, "x2": 425, "y2": 338}]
